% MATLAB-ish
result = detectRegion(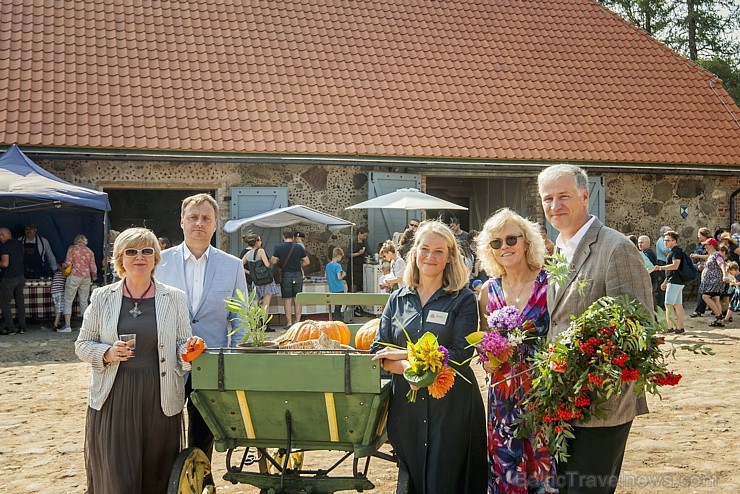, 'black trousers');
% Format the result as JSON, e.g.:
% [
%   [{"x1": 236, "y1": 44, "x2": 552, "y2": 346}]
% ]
[
  {"x1": 0, "y1": 275, "x2": 25, "y2": 330},
  {"x1": 654, "y1": 262, "x2": 666, "y2": 310},
  {"x1": 185, "y1": 375, "x2": 215, "y2": 483},
  {"x1": 557, "y1": 422, "x2": 632, "y2": 494}
]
